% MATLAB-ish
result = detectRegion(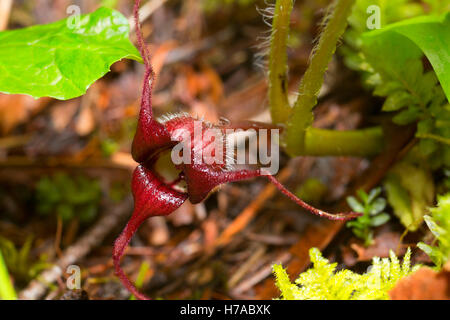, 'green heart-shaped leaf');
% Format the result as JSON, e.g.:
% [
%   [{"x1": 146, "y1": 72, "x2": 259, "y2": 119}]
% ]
[{"x1": 0, "y1": 7, "x2": 141, "y2": 100}]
